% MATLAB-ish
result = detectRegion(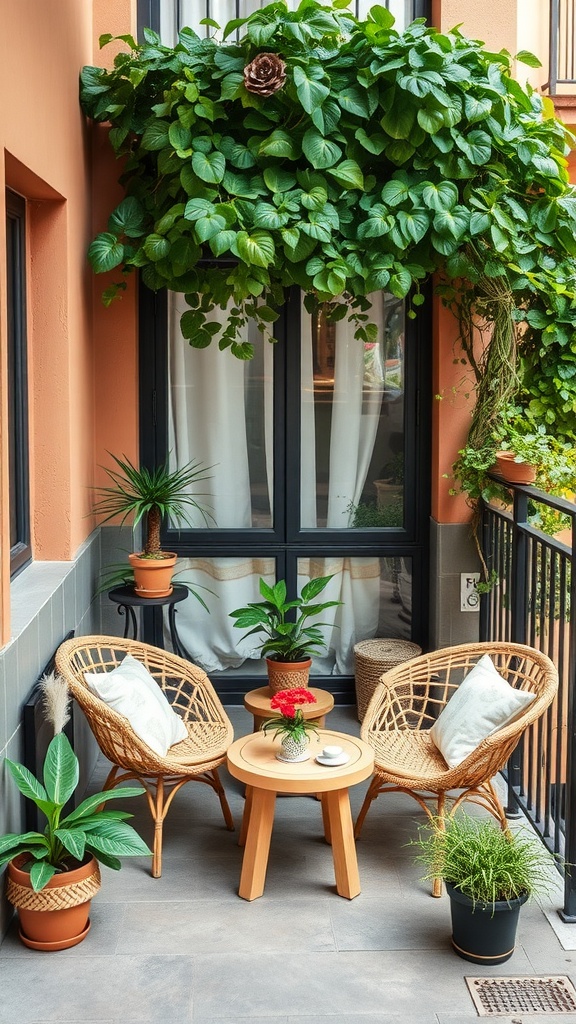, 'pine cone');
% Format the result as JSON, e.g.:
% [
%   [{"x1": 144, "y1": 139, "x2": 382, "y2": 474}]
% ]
[{"x1": 243, "y1": 53, "x2": 286, "y2": 97}]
